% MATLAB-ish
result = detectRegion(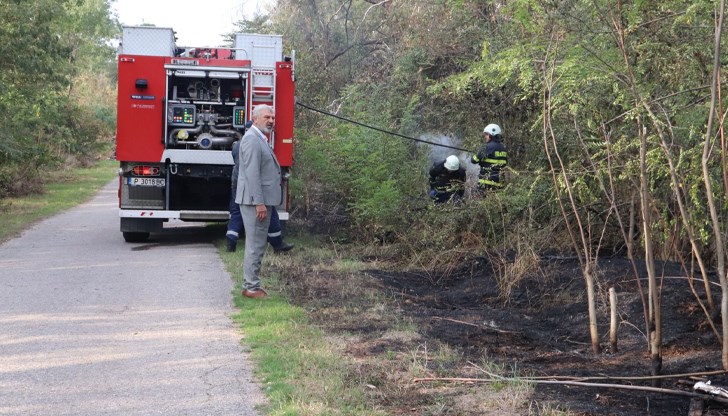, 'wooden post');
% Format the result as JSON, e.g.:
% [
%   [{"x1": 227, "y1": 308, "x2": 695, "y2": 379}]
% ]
[{"x1": 609, "y1": 287, "x2": 618, "y2": 353}]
